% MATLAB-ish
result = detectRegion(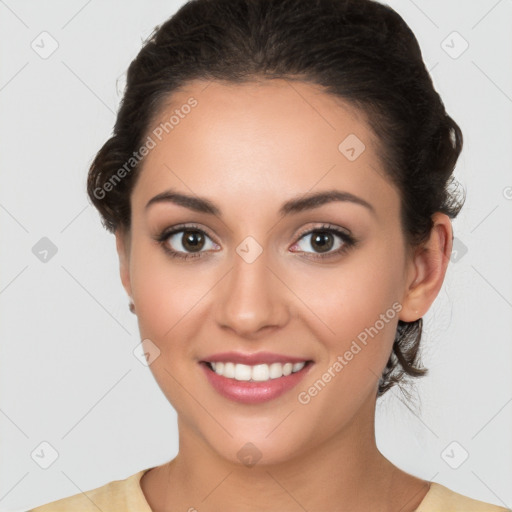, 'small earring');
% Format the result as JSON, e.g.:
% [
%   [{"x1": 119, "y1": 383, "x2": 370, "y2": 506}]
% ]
[{"x1": 129, "y1": 301, "x2": 136, "y2": 314}]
